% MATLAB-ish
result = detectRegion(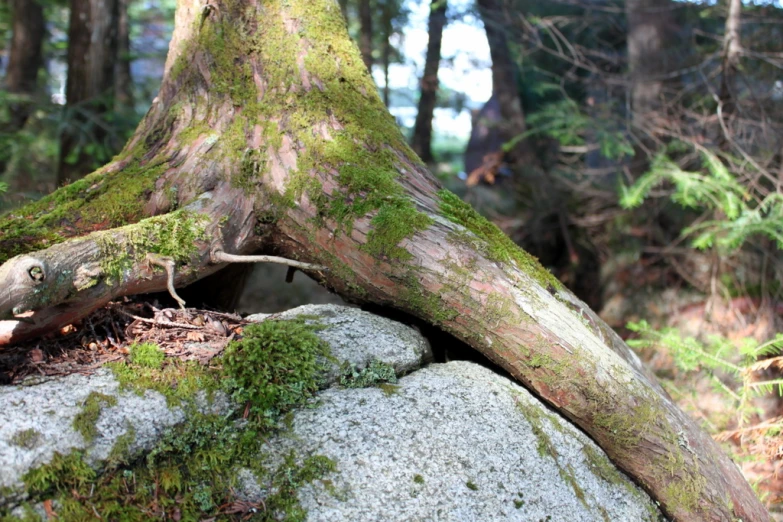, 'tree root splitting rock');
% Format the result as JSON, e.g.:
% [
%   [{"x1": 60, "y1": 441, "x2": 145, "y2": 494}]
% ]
[{"x1": 0, "y1": 0, "x2": 770, "y2": 519}]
